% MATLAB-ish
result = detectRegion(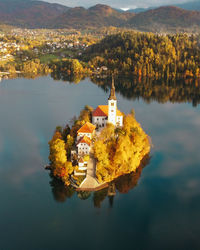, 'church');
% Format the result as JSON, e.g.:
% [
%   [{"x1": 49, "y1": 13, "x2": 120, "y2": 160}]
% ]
[
  {"x1": 92, "y1": 79, "x2": 123, "y2": 128},
  {"x1": 74, "y1": 78, "x2": 124, "y2": 175},
  {"x1": 75, "y1": 79, "x2": 123, "y2": 158}
]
